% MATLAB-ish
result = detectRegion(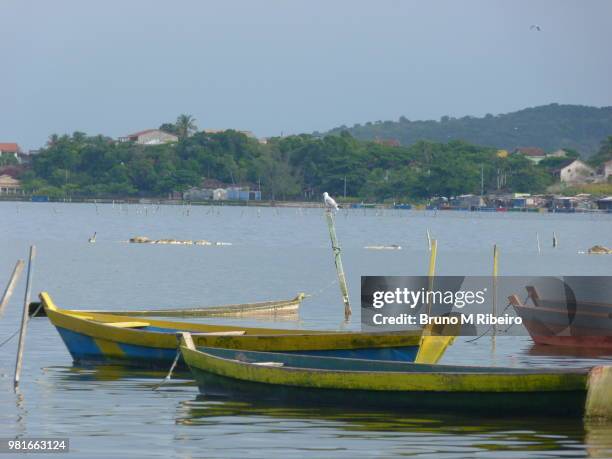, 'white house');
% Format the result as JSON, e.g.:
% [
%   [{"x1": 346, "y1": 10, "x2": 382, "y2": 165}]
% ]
[
  {"x1": 0, "y1": 143, "x2": 21, "y2": 162},
  {"x1": 119, "y1": 129, "x2": 178, "y2": 145},
  {"x1": 555, "y1": 159, "x2": 596, "y2": 184}
]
